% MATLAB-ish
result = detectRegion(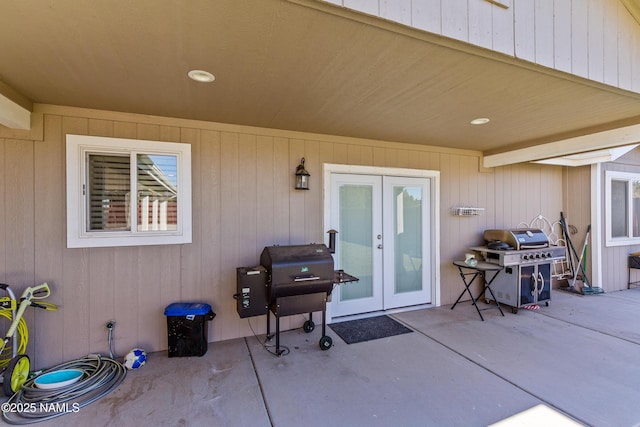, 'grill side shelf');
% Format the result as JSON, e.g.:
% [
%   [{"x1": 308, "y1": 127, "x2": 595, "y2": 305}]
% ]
[{"x1": 334, "y1": 270, "x2": 358, "y2": 284}]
